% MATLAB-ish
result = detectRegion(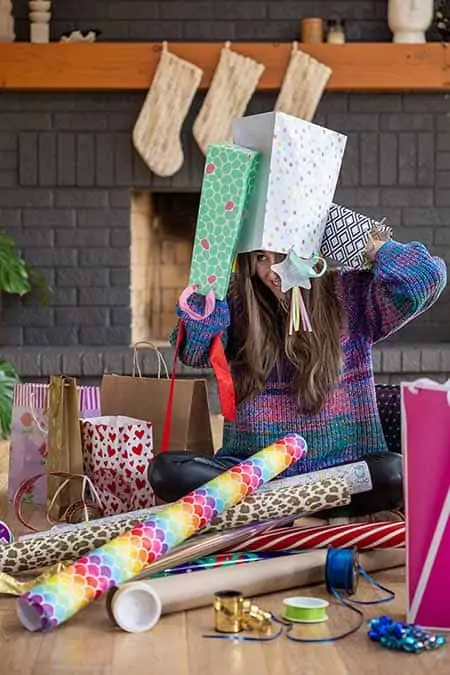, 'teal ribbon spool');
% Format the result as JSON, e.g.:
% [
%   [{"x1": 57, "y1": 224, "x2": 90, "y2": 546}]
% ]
[
  {"x1": 325, "y1": 547, "x2": 359, "y2": 595},
  {"x1": 282, "y1": 597, "x2": 329, "y2": 624}
]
